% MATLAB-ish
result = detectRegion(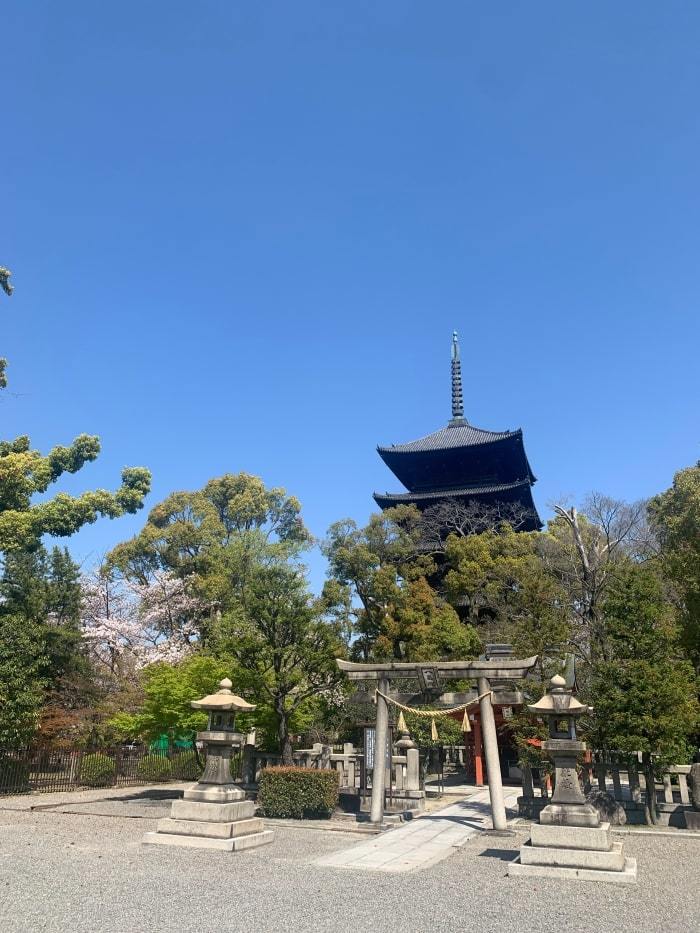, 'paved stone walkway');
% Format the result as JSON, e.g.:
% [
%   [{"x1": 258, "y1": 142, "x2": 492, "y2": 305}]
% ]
[{"x1": 316, "y1": 786, "x2": 520, "y2": 873}]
